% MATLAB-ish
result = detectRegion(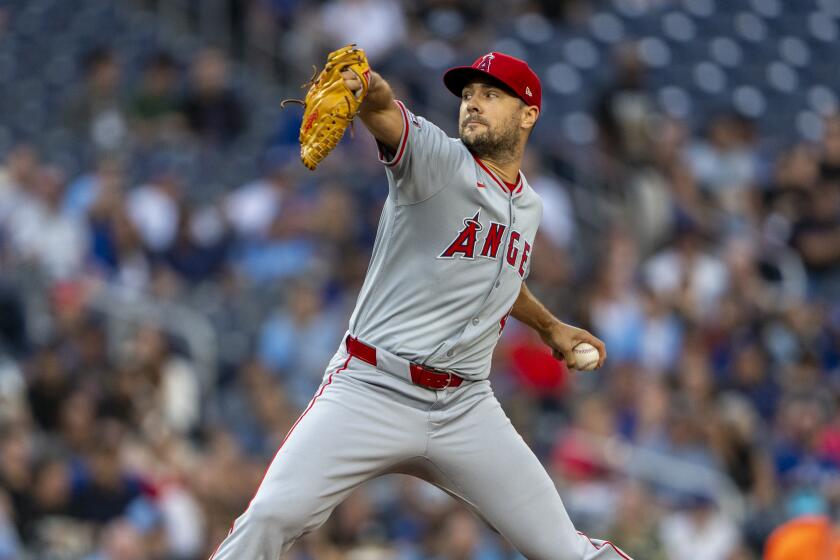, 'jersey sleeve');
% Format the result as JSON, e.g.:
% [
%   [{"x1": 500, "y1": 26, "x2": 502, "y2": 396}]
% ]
[{"x1": 376, "y1": 100, "x2": 466, "y2": 205}]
